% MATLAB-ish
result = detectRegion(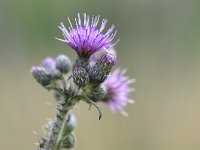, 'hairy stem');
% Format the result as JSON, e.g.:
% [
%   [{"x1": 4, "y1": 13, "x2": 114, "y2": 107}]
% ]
[
  {"x1": 42, "y1": 95, "x2": 76, "y2": 150},
  {"x1": 55, "y1": 112, "x2": 69, "y2": 149}
]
